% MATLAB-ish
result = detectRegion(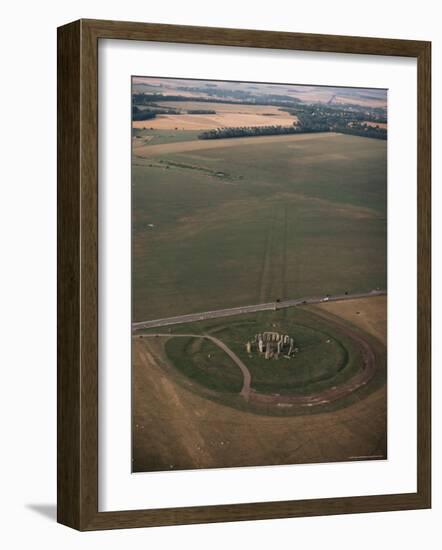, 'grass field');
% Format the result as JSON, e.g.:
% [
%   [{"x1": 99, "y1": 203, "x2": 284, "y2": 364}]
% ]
[
  {"x1": 132, "y1": 132, "x2": 387, "y2": 322},
  {"x1": 165, "y1": 336, "x2": 244, "y2": 394},
  {"x1": 132, "y1": 297, "x2": 387, "y2": 471},
  {"x1": 159, "y1": 307, "x2": 362, "y2": 396},
  {"x1": 132, "y1": 128, "x2": 202, "y2": 147}
]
